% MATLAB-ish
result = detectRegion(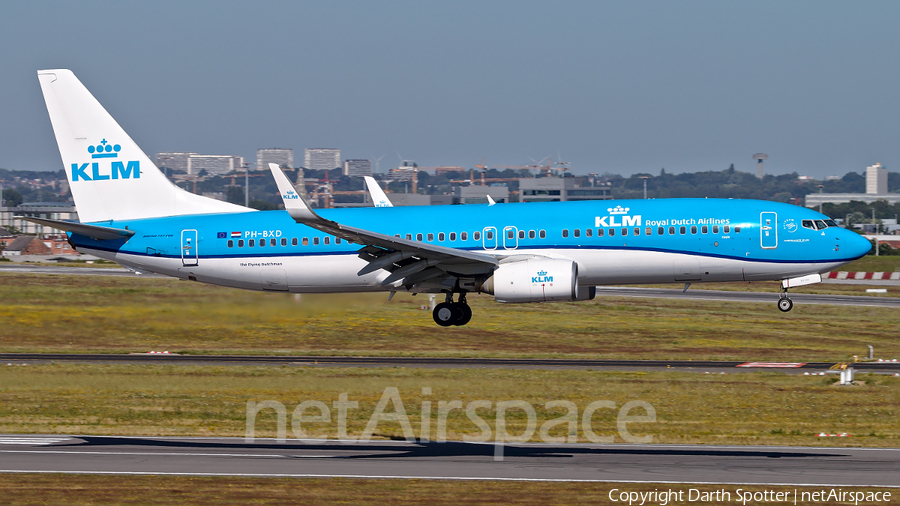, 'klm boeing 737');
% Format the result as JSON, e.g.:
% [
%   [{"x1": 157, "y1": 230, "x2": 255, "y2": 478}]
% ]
[{"x1": 24, "y1": 70, "x2": 872, "y2": 326}]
